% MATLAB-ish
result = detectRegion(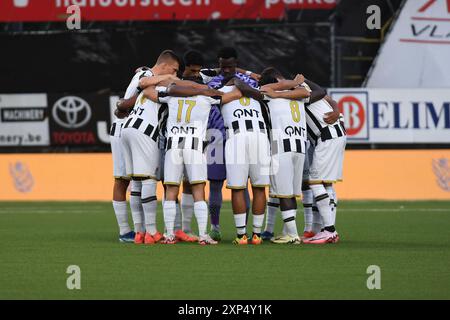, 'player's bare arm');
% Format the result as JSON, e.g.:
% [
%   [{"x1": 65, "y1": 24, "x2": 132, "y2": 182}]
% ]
[
  {"x1": 260, "y1": 86, "x2": 310, "y2": 100},
  {"x1": 323, "y1": 95, "x2": 340, "y2": 124},
  {"x1": 142, "y1": 85, "x2": 160, "y2": 102},
  {"x1": 304, "y1": 79, "x2": 327, "y2": 104},
  {"x1": 167, "y1": 85, "x2": 223, "y2": 98},
  {"x1": 116, "y1": 95, "x2": 138, "y2": 113},
  {"x1": 221, "y1": 88, "x2": 243, "y2": 105},
  {"x1": 139, "y1": 74, "x2": 178, "y2": 90},
  {"x1": 234, "y1": 78, "x2": 264, "y2": 102},
  {"x1": 172, "y1": 79, "x2": 209, "y2": 89}
]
